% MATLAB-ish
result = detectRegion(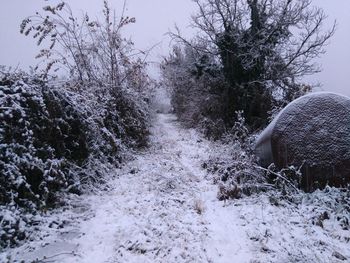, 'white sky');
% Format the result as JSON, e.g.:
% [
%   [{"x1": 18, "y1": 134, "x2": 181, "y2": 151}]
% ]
[{"x1": 0, "y1": 0, "x2": 349, "y2": 95}]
